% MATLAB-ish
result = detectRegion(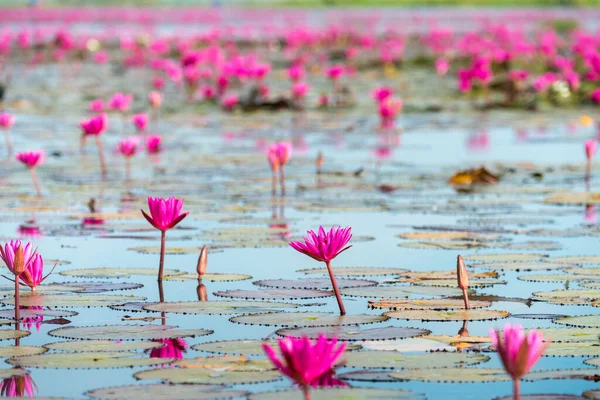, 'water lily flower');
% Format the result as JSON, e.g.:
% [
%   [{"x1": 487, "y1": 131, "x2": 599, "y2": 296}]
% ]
[
  {"x1": 585, "y1": 140, "x2": 597, "y2": 160},
  {"x1": 149, "y1": 338, "x2": 187, "y2": 359},
  {"x1": 131, "y1": 113, "x2": 148, "y2": 133},
  {"x1": 265, "y1": 142, "x2": 292, "y2": 195},
  {"x1": 20, "y1": 253, "x2": 55, "y2": 291},
  {"x1": 141, "y1": 197, "x2": 189, "y2": 281},
  {"x1": 108, "y1": 92, "x2": 133, "y2": 112},
  {"x1": 16, "y1": 151, "x2": 45, "y2": 196},
  {"x1": 118, "y1": 137, "x2": 139, "y2": 180},
  {"x1": 80, "y1": 114, "x2": 108, "y2": 175},
  {"x1": 371, "y1": 86, "x2": 393, "y2": 103},
  {"x1": 148, "y1": 91, "x2": 162, "y2": 109},
  {"x1": 289, "y1": 226, "x2": 351, "y2": 315},
  {"x1": 146, "y1": 135, "x2": 162, "y2": 155},
  {"x1": 489, "y1": 324, "x2": 549, "y2": 400},
  {"x1": 0, "y1": 369, "x2": 37, "y2": 397},
  {"x1": 0, "y1": 240, "x2": 37, "y2": 321},
  {"x1": 263, "y1": 335, "x2": 346, "y2": 400},
  {"x1": 89, "y1": 99, "x2": 104, "y2": 112}
]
